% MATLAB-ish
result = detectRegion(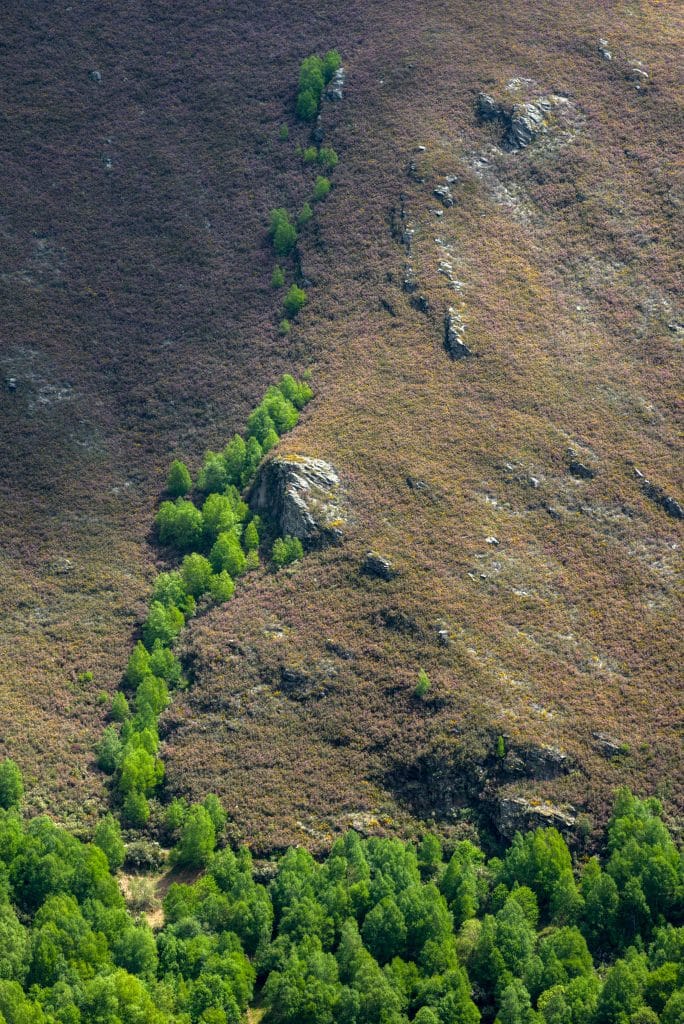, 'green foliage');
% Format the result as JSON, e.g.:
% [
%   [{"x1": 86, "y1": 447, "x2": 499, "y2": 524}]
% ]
[
  {"x1": 303, "y1": 145, "x2": 318, "y2": 164},
  {"x1": 155, "y1": 498, "x2": 203, "y2": 551},
  {"x1": 272, "y1": 264, "x2": 285, "y2": 288},
  {"x1": 148, "y1": 645, "x2": 183, "y2": 687},
  {"x1": 322, "y1": 49, "x2": 342, "y2": 83},
  {"x1": 269, "y1": 207, "x2": 298, "y2": 256},
  {"x1": 318, "y1": 146, "x2": 339, "y2": 170},
  {"x1": 279, "y1": 317, "x2": 292, "y2": 335},
  {"x1": 313, "y1": 174, "x2": 331, "y2": 201},
  {"x1": 93, "y1": 814, "x2": 125, "y2": 872},
  {"x1": 497, "y1": 734, "x2": 506, "y2": 759},
  {"x1": 211, "y1": 531, "x2": 247, "y2": 577},
  {"x1": 151, "y1": 570, "x2": 195, "y2": 615},
  {"x1": 0, "y1": 760, "x2": 23, "y2": 810},
  {"x1": 414, "y1": 668, "x2": 431, "y2": 698},
  {"x1": 173, "y1": 804, "x2": 216, "y2": 868},
  {"x1": 279, "y1": 124, "x2": 289, "y2": 141},
  {"x1": 296, "y1": 55, "x2": 325, "y2": 121},
  {"x1": 110, "y1": 690, "x2": 130, "y2": 722},
  {"x1": 278, "y1": 372, "x2": 313, "y2": 409},
  {"x1": 142, "y1": 600, "x2": 184, "y2": 649},
  {"x1": 272, "y1": 535, "x2": 304, "y2": 568},
  {"x1": 181, "y1": 552, "x2": 213, "y2": 598},
  {"x1": 208, "y1": 570, "x2": 236, "y2": 603},
  {"x1": 165, "y1": 458, "x2": 192, "y2": 497},
  {"x1": 298, "y1": 201, "x2": 314, "y2": 227},
  {"x1": 283, "y1": 283, "x2": 308, "y2": 318}
]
